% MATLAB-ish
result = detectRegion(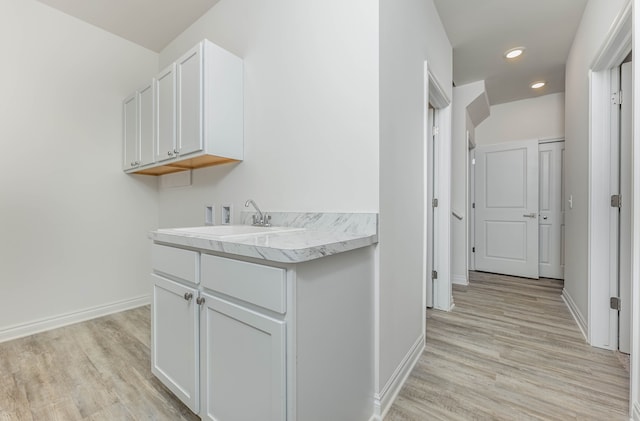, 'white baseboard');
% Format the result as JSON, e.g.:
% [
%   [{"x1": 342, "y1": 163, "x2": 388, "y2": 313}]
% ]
[
  {"x1": 633, "y1": 401, "x2": 640, "y2": 421},
  {"x1": 561, "y1": 288, "x2": 588, "y2": 342},
  {"x1": 0, "y1": 295, "x2": 150, "y2": 343},
  {"x1": 372, "y1": 334, "x2": 425, "y2": 420},
  {"x1": 452, "y1": 274, "x2": 468, "y2": 285}
]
